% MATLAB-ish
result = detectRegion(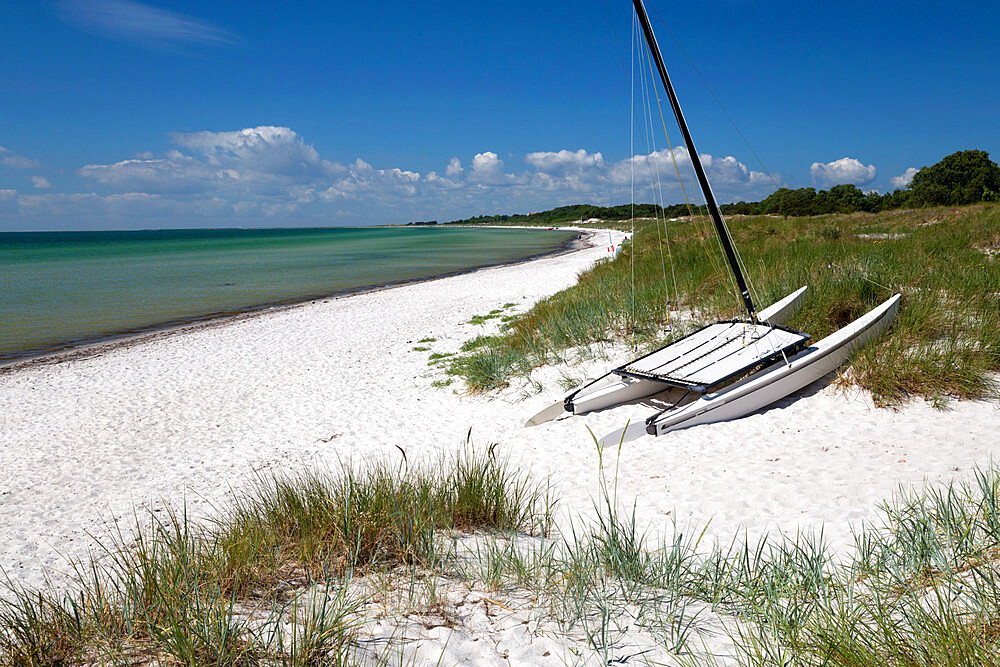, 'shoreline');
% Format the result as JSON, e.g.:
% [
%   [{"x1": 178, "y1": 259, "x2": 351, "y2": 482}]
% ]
[
  {"x1": 0, "y1": 228, "x2": 596, "y2": 375},
  {"x1": 0, "y1": 227, "x2": 626, "y2": 594}
]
